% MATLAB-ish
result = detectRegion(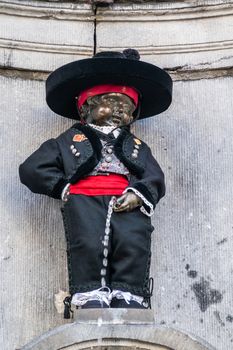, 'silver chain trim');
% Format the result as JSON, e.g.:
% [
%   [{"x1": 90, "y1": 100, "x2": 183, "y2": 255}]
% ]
[{"x1": 101, "y1": 196, "x2": 116, "y2": 287}]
